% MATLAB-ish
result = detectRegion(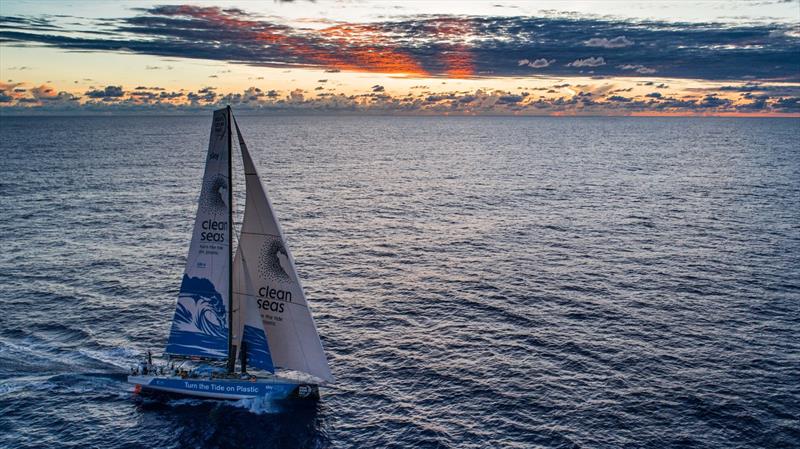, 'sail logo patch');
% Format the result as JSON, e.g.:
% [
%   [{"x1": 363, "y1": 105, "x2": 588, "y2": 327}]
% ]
[
  {"x1": 213, "y1": 112, "x2": 226, "y2": 140},
  {"x1": 199, "y1": 174, "x2": 228, "y2": 215},
  {"x1": 165, "y1": 275, "x2": 228, "y2": 358},
  {"x1": 257, "y1": 286, "x2": 291, "y2": 313},
  {"x1": 259, "y1": 238, "x2": 292, "y2": 284},
  {"x1": 297, "y1": 385, "x2": 312, "y2": 398},
  {"x1": 200, "y1": 219, "x2": 227, "y2": 242},
  {"x1": 173, "y1": 276, "x2": 227, "y2": 338}
]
